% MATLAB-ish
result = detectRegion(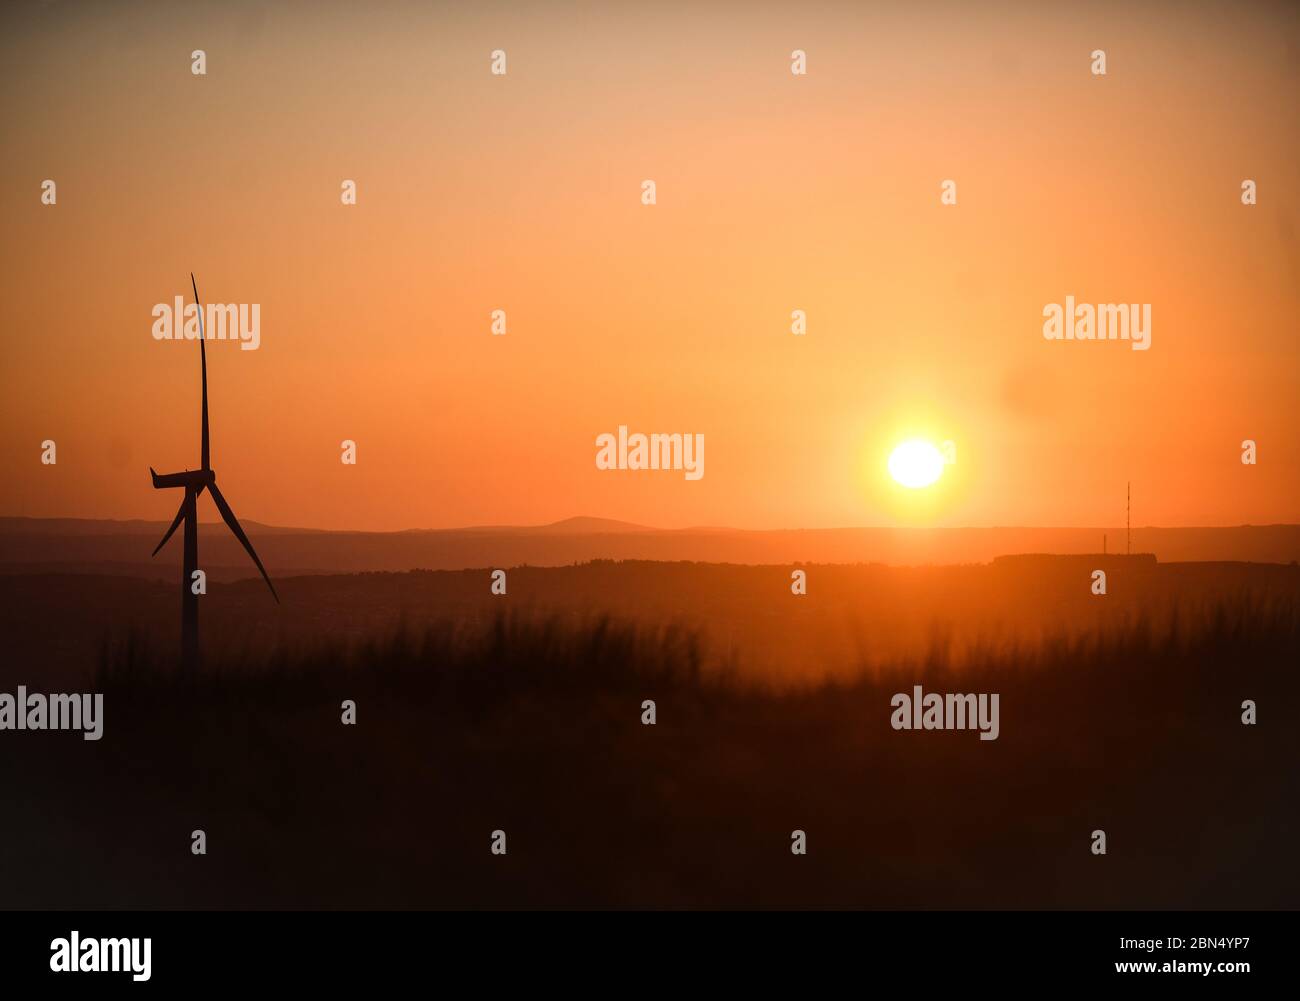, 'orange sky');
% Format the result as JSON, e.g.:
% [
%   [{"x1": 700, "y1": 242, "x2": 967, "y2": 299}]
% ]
[{"x1": 2, "y1": 1, "x2": 1297, "y2": 531}]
